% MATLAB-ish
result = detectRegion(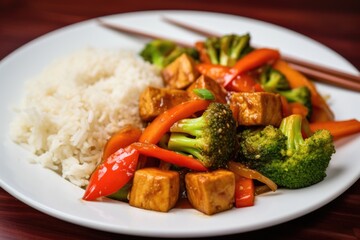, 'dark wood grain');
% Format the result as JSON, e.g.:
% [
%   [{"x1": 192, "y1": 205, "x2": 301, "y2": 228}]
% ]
[{"x1": 0, "y1": 0, "x2": 359, "y2": 239}]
